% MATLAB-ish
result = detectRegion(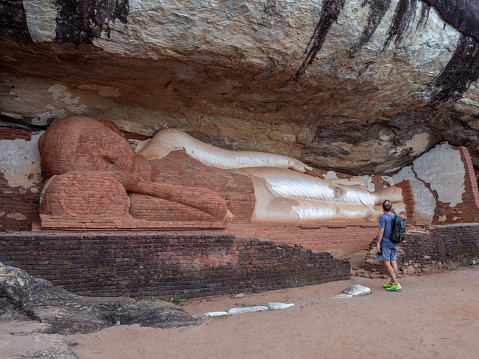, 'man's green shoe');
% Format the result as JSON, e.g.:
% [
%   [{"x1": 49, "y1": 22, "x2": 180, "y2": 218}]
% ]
[
  {"x1": 383, "y1": 282, "x2": 393, "y2": 288},
  {"x1": 386, "y1": 283, "x2": 402, "y2": 291}
]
